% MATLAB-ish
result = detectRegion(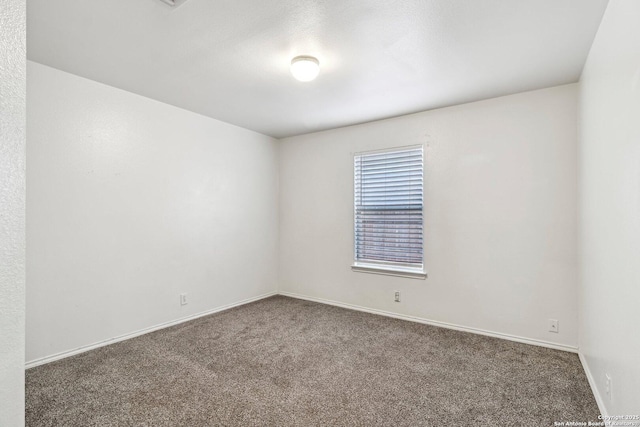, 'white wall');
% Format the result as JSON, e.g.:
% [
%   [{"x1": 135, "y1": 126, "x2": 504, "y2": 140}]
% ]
[
  {"x1": 0, "y1": 0, "x2": 26, "y2": 425},
  {"x1": 279, "y1": 84, "x2": 579, "y2": 350},
  {"x1": 26, "y1": 62, "x2": 279, "y2": 363},
  {"x1": 578, "y1": 0, "x2": 640, "y2": 415}
]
